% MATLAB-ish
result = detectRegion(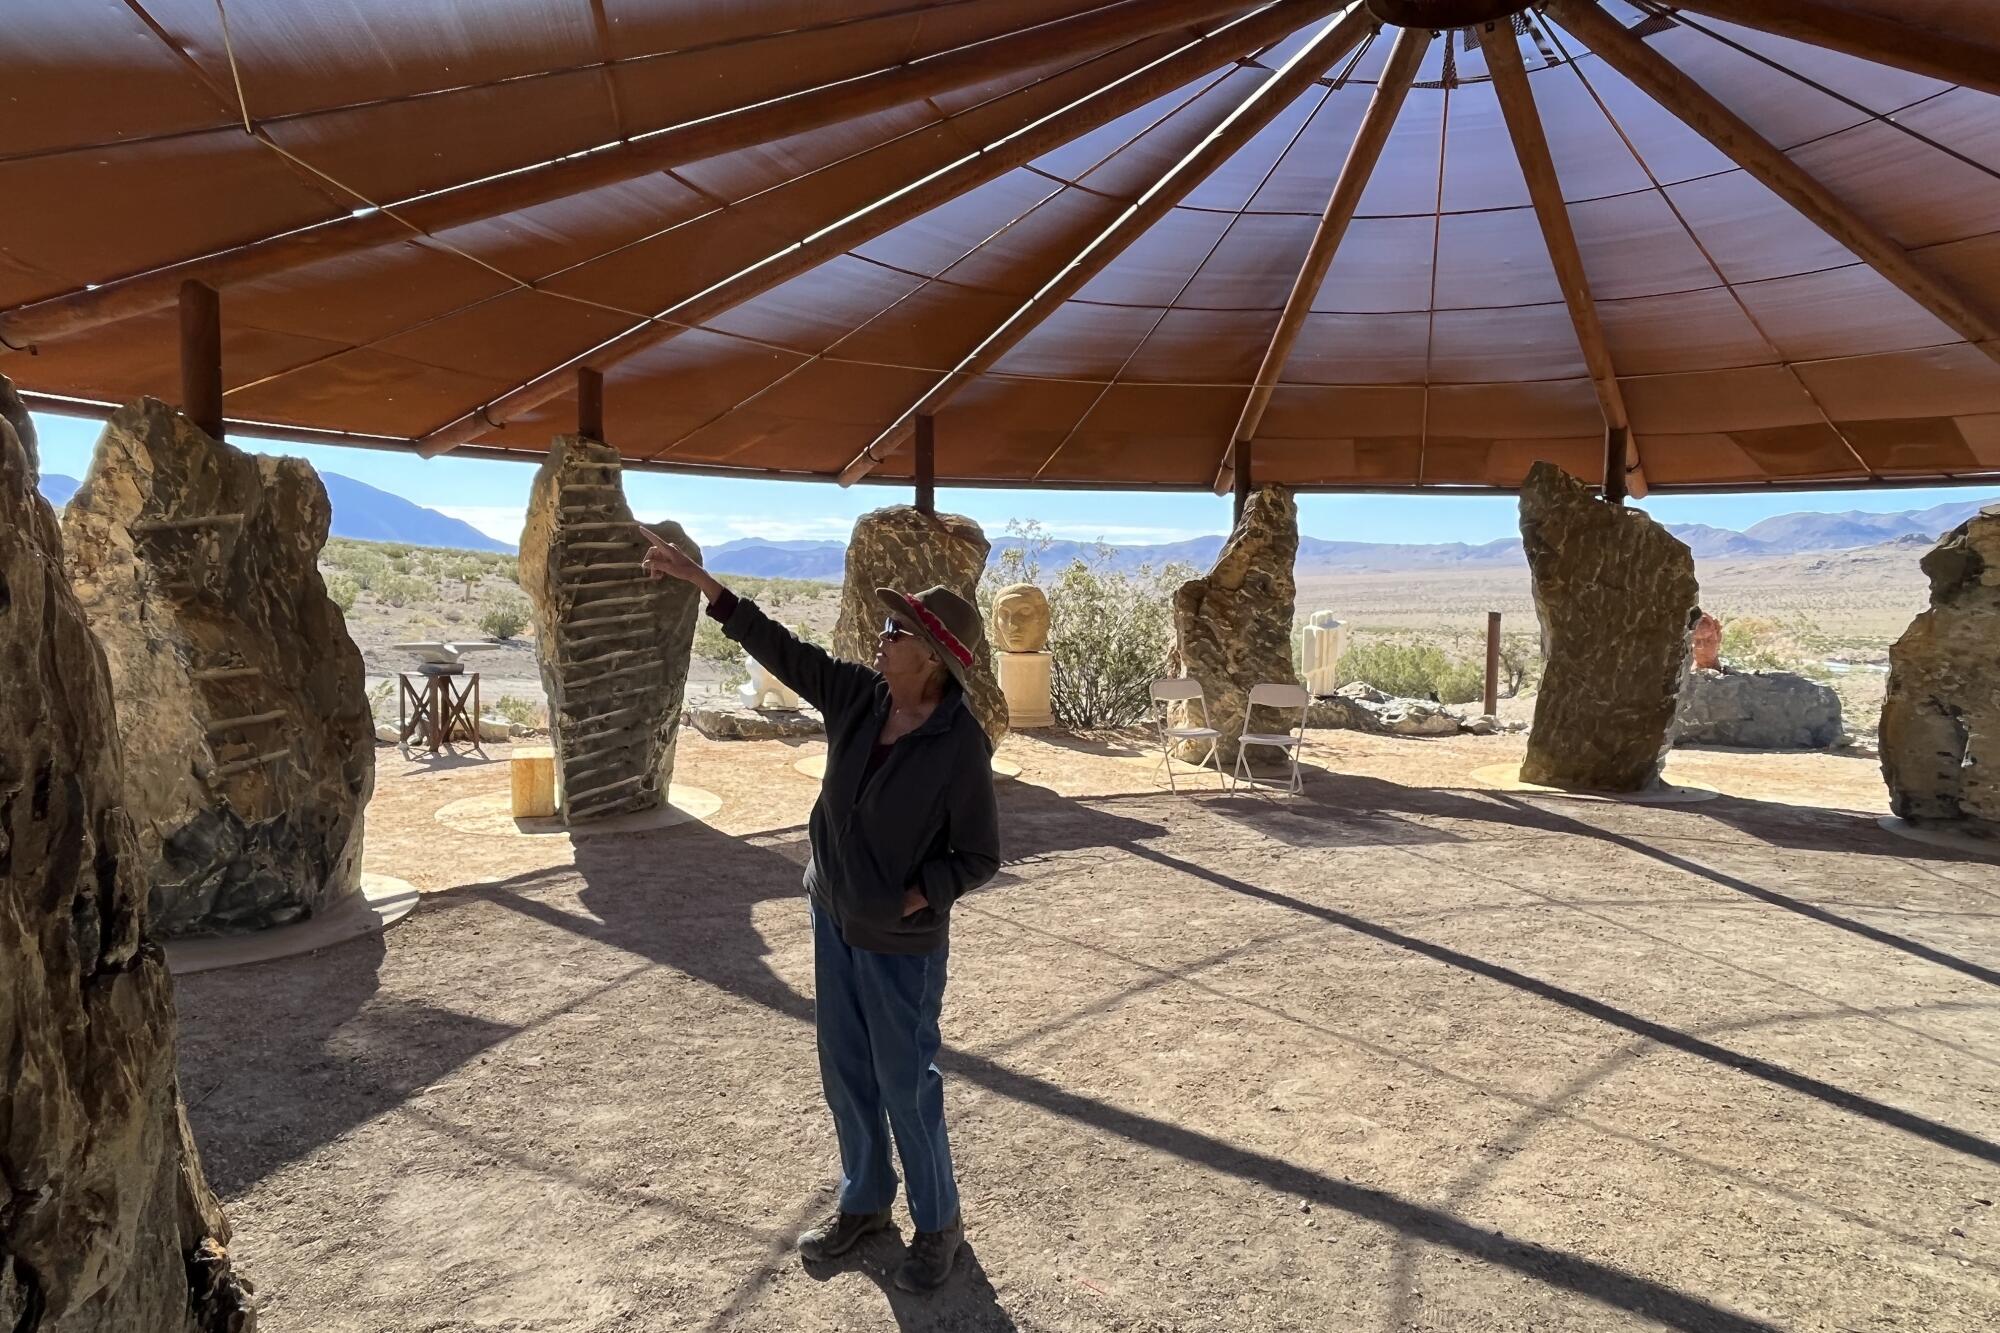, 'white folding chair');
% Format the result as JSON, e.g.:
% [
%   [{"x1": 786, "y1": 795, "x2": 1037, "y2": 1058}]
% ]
[
  {"x1": 1234, "y1": 683, "x2": 1310, "y2": 795},
  {"x1": 1150, "y1": 678, "x2": 1226, "y2": 793}
]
